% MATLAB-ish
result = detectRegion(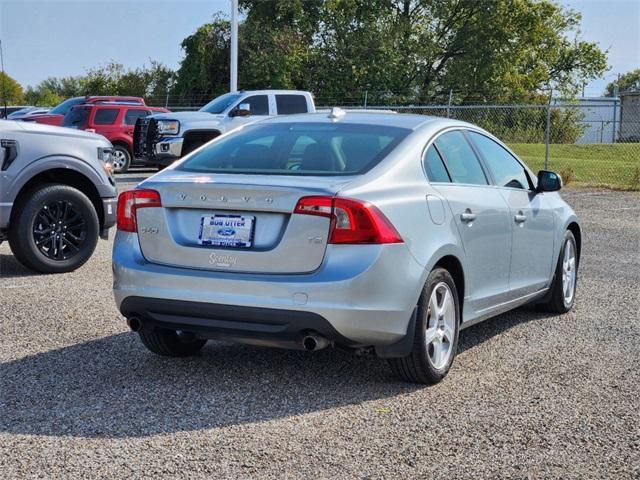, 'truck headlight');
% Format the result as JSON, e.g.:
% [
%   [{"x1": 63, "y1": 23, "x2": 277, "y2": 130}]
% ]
[
  {"x1": 97, "y1": 147, "x2": 114, "y2": 176},
  {"x1": 156, "y1": 120, "x2": 180, "y2": 135}
]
